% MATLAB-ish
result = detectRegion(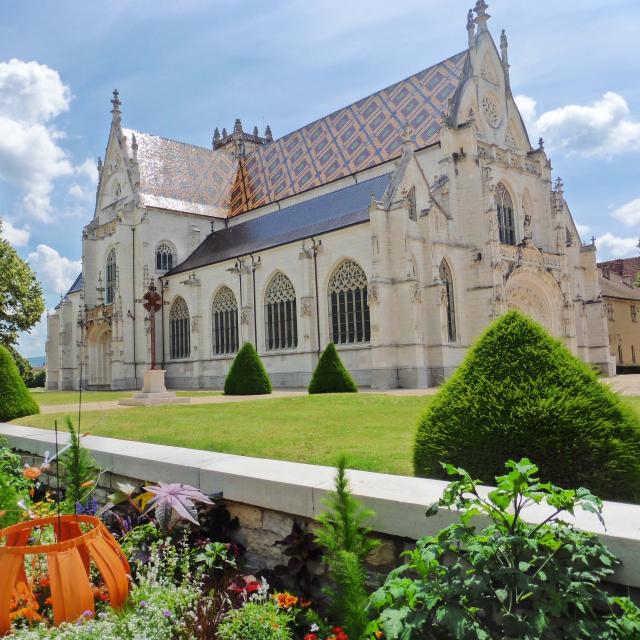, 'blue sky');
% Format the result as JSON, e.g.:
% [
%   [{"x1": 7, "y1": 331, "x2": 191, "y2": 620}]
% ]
[{"x1": 0, "y1": 0, "x2": 638, "y2": 356}]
